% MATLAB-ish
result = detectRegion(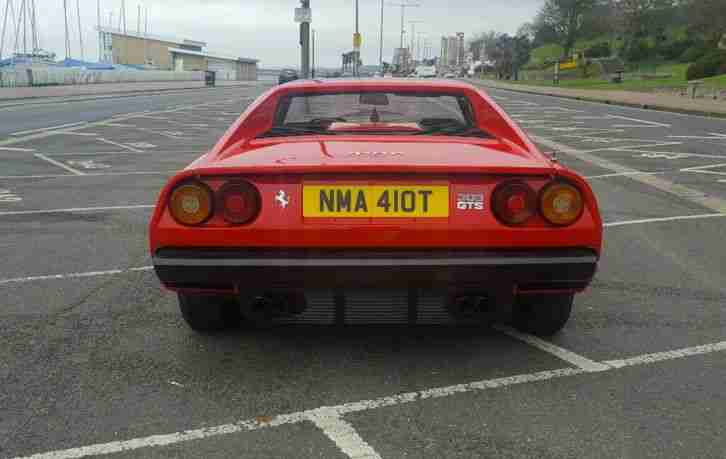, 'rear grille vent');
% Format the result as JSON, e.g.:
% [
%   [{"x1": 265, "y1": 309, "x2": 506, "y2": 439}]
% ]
[{"x1": 275, "y1": 289, "x2": 455, "y2": 325}]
